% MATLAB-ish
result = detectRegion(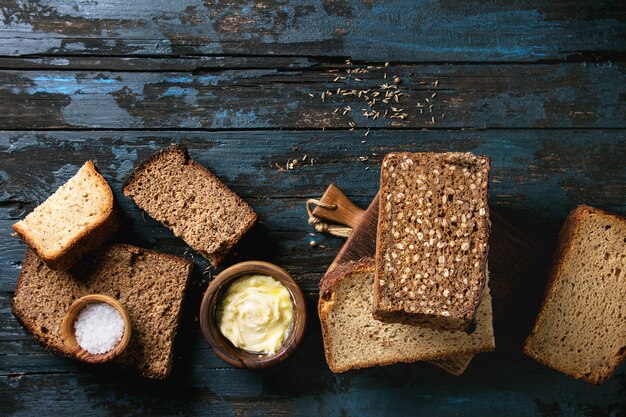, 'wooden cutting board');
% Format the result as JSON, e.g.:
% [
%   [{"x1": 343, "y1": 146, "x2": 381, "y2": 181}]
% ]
[{"x1": 312, "y1": 184, "x2": 379, "y2": 274}]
